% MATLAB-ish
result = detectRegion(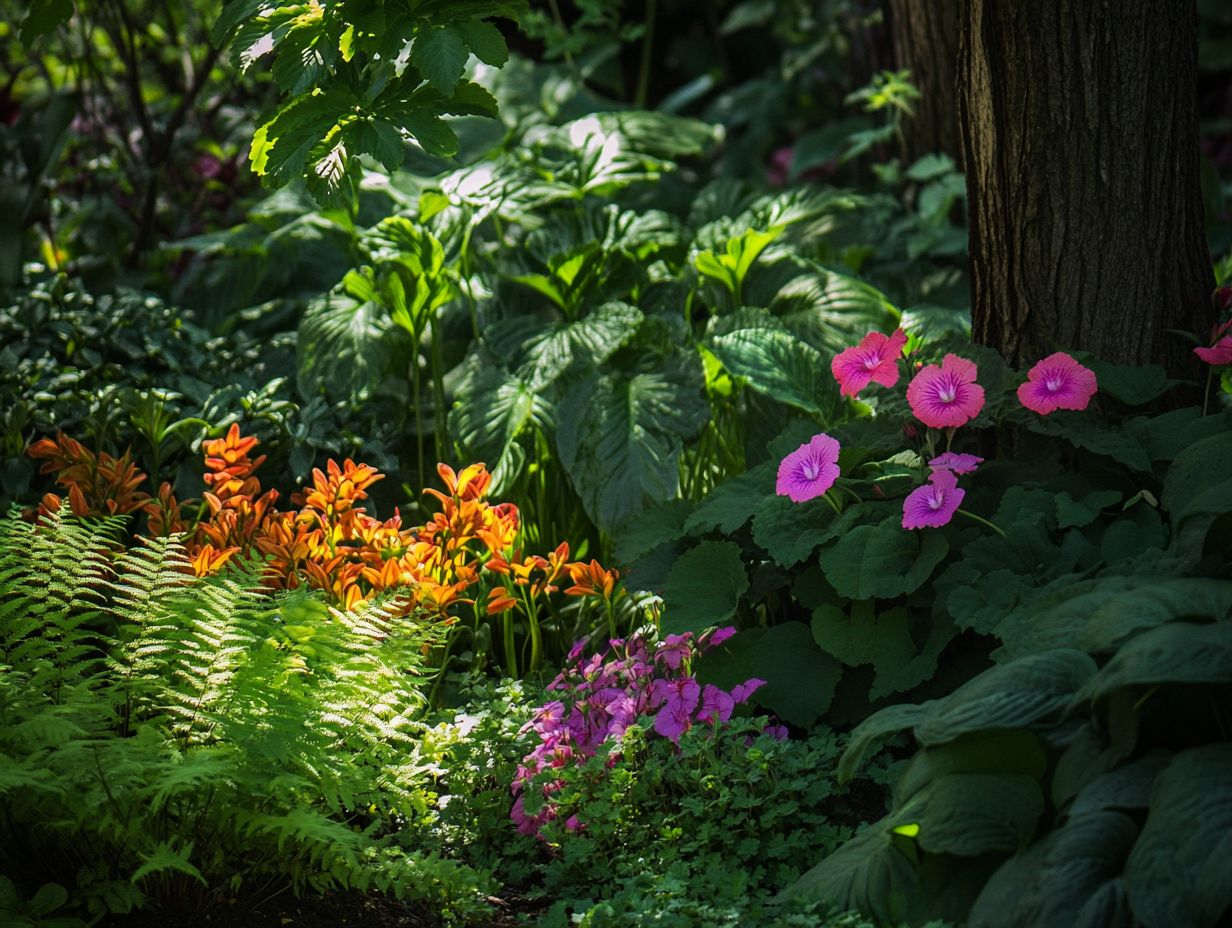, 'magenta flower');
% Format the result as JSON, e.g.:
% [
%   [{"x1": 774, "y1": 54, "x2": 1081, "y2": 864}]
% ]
[
  {"x1": 906, "y1": 354, "x2": 985, "y2": 429},
  {"x1": 776, "y1": 433, "x2": 841, "y2": 503},
  {"x1": 831, "y1": 328, "x2": 908, "y2": 398},
  {"x1": 731, "y1": 678, "x2": 766, "y2": 704},
  {"x1": 1017, "y1": 352, "x2": 1098, "y2": 414},
  {"x1": 928, "y1": 452, "x2": 983, "y2": 475},
  {"x1": 1195, "y1": 320, "x2": 1232, "y2": 366},
  {"x1": 902, "y1": 470, "x2": 965, "y2": 530},
  {"x1": 704, "y1": 626, "x2": 737, "y2": 649},
  {"x1": 655, "y1": 633, "x2": 693, "y2": 670},
  {"x1": 650, "y1": 677, "x2": 700, "y2": 742},
  {"x1": 696, "y1": 685, "x2": 735, "y2": 725}
]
